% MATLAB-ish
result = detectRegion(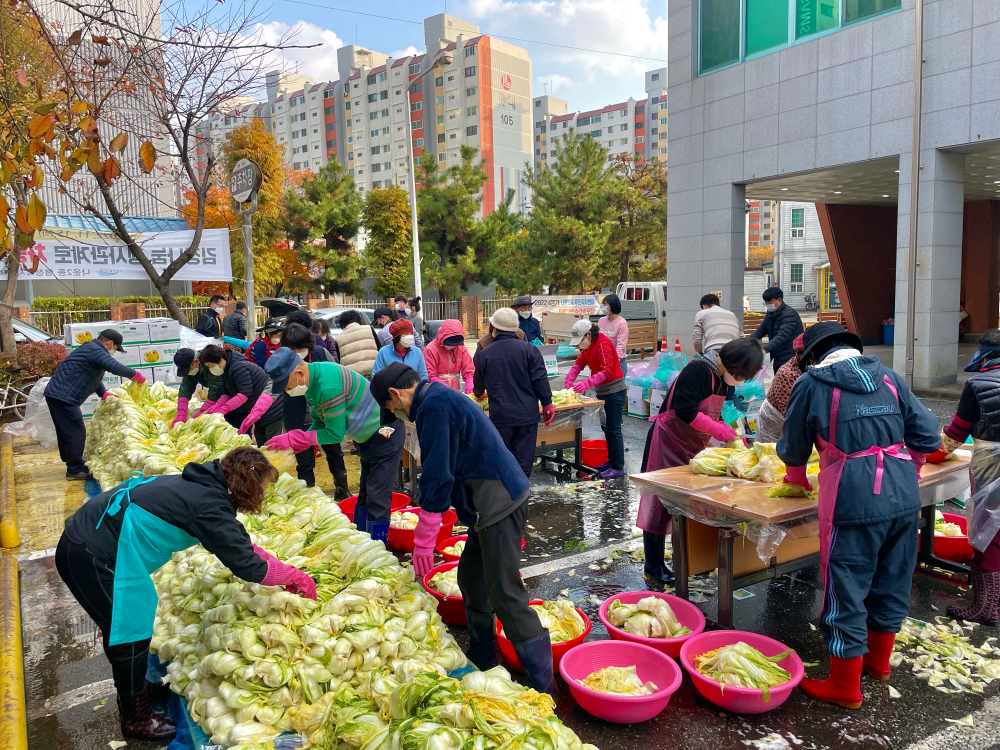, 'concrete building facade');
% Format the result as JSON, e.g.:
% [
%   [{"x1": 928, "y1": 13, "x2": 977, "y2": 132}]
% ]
[{"x1": 667, "y1": 0, "x2": 1000, "y2": 388}]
